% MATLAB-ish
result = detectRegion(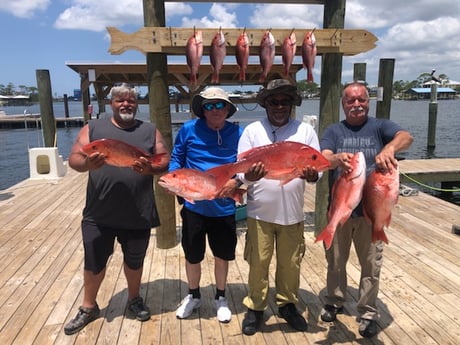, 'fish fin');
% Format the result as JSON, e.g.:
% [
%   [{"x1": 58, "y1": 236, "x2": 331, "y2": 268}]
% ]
[
  {"x1": 206, "y1": 163, "x2": 236, "y2": 189},
  {"x1": 315, "y1": 225, "x2": 335, "y2": 250},
  {"x1": 184, "y1": 197, "x2": 196, "y2": 204}
]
